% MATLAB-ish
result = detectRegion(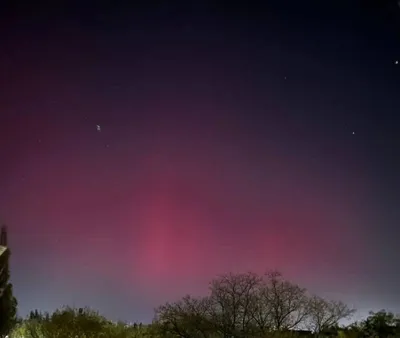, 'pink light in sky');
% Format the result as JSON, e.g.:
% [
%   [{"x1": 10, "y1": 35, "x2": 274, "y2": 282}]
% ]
[{"x1": 1, "y1": 102, "x2": 370, "y2": 316}]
